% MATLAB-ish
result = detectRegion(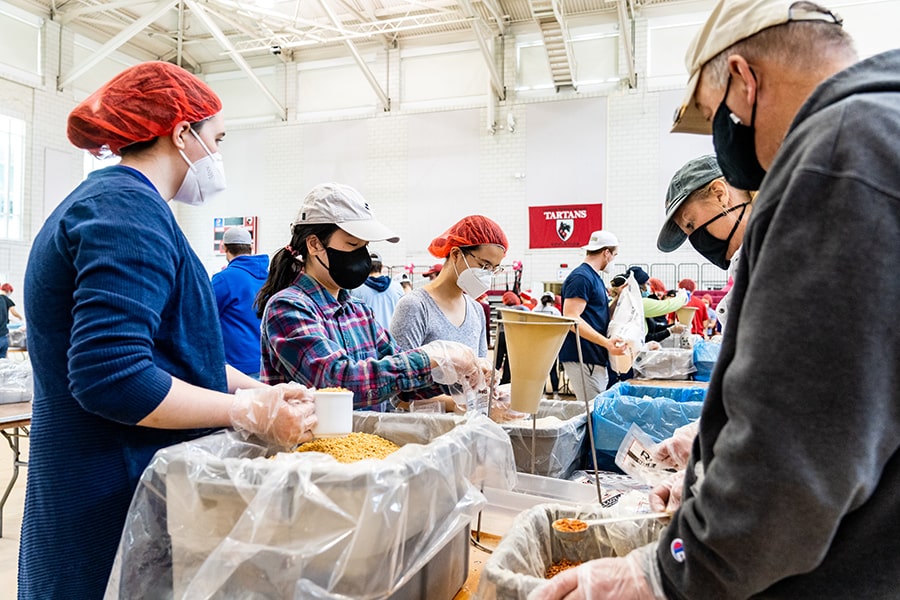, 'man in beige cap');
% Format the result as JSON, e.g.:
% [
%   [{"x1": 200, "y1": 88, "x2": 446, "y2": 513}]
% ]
[{"x1": 532, "y1": 1, "x2": 900, "y2": 598}]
